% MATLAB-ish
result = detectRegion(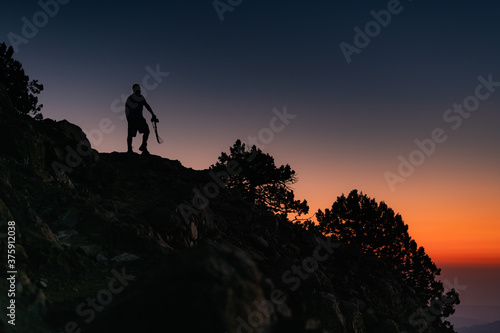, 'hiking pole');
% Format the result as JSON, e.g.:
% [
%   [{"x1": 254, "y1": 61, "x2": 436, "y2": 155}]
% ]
[{"x1": 151, "y1": 117, "x2": 164, "y2": 144}]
